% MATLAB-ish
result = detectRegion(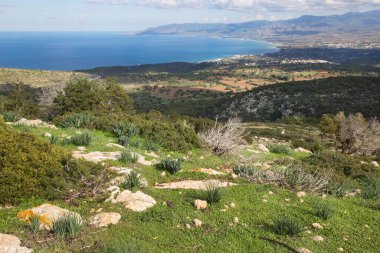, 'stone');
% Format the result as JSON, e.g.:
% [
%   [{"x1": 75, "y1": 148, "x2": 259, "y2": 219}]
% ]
[
  {"x1": 153, "y1": 180, "x2": 236, "y2": 190},
  {"x1": 0, "y1": 233, "x2": 32, "y2": 253},
  {"x1": 262, "y1": 199, "x2": 268, "y2": 203},
  {"x1": 72, "y1": 151, "x2": 121, "y2": 163},
  {"x1": 371, "y1": 161, "x2": 379, "y2": 167},
  {"x1": 257, "y1": 144, "x2": 269, "y2": 152},
  {"x1": 194, "y1": 200, "x2": 208, "y2": 210},
  {"x1": 17, "y1": 204, "x2": 82, "y2": 230},
  {"x1": 160, "y1": 171, "x2": 166, "y2": 177},
  {"x1": 312, "y1": 223, "x2": 323, "y2": 229},
  {"x1": 295, "y1": 147, "x2": 312, "y2": 154},
  {"x1": 261, "y1": 163, "x2": 270, "y2": 170},
  {"x1": 193, "y1": 219, "x2": 202, "y2": 227},
  {"x1": 268, "y1": 191, "x2": 274, "y2": 195},
  {"x1": 297, "y1": 248, "x2": 313, "y2": 253},
  {"x1": 305, "y1": 230, "x2": 312, "y2": 235},
  {"x1": 231, "y1": 173, "x2": 238, "y2": 179},
  {"x1": 16, "y1": 118, "x2": 43, "y2": 127},
  {"x1": 89, "y1": 212, "x2": 121, "y2": 228},
  {"x1": 285, "y1": 198, "x2": 290, "y2": 202},
  {"x1": 44, "y1": 132, "x2": 52, "y2": 138},
  {"x1": 297, "y1": 191, "x2": 307, "y2": 198},
  {"x1": 192, "y1": 168, "x2": 226, "y2": 175},
  {"x1": 105, "y1": 186, "x2": 121, "y2": 203},
  {"x1": 338, "y1": 248, "x2": 344, "y2": 252},
  {"x1": 116, "y1": 190, "x2": 156, "y2": 212},
  {"x1": 312, "y1": 235, "x2": 324, "y2": 242},
  {"x1": 230, "y1": 202, "x2": 236, "y2": 208},
  {"x1": 233, "y1": 217, "x2": 239, "y2": 223},
  {"x1": 77, "y1": 146, "x2": 86, "y2": 152},
  {"x1": 109, "y1": 166, "x2": 132, "y2": 175},
  {"x1": 199, "y1": 156, "x2": 205, "y2": 160},
  {"x1": 186, "y1": 224, "x2": 191, "y2": 229},
  {"x1": 106, "y1": 143, "x2": 125, "y2": 149}
]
